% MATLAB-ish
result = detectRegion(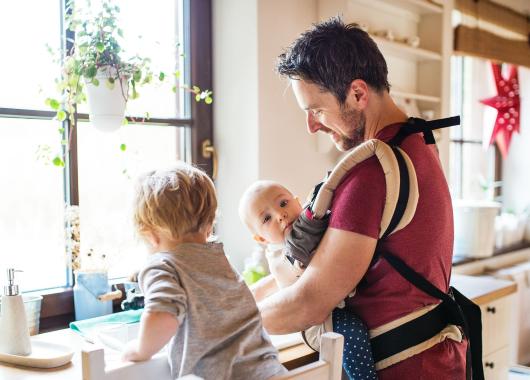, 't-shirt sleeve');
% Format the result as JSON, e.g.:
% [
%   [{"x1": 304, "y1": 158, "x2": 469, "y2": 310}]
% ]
[
  {"x1": 138, "y1": 258, "x2": 187, "y2": 324},
  {"x1": 329, "y1": 157, "x2": 386, "y2": 239}
]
